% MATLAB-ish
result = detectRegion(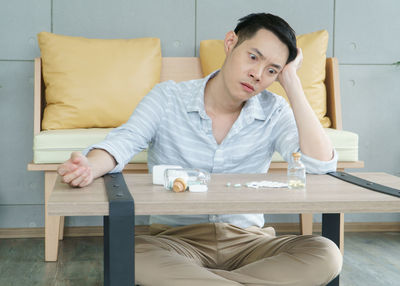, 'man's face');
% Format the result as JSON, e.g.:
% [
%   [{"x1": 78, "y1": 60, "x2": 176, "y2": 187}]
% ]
[{"x1": 222, "y1": 28, "x2": 289, "y2": 102}]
